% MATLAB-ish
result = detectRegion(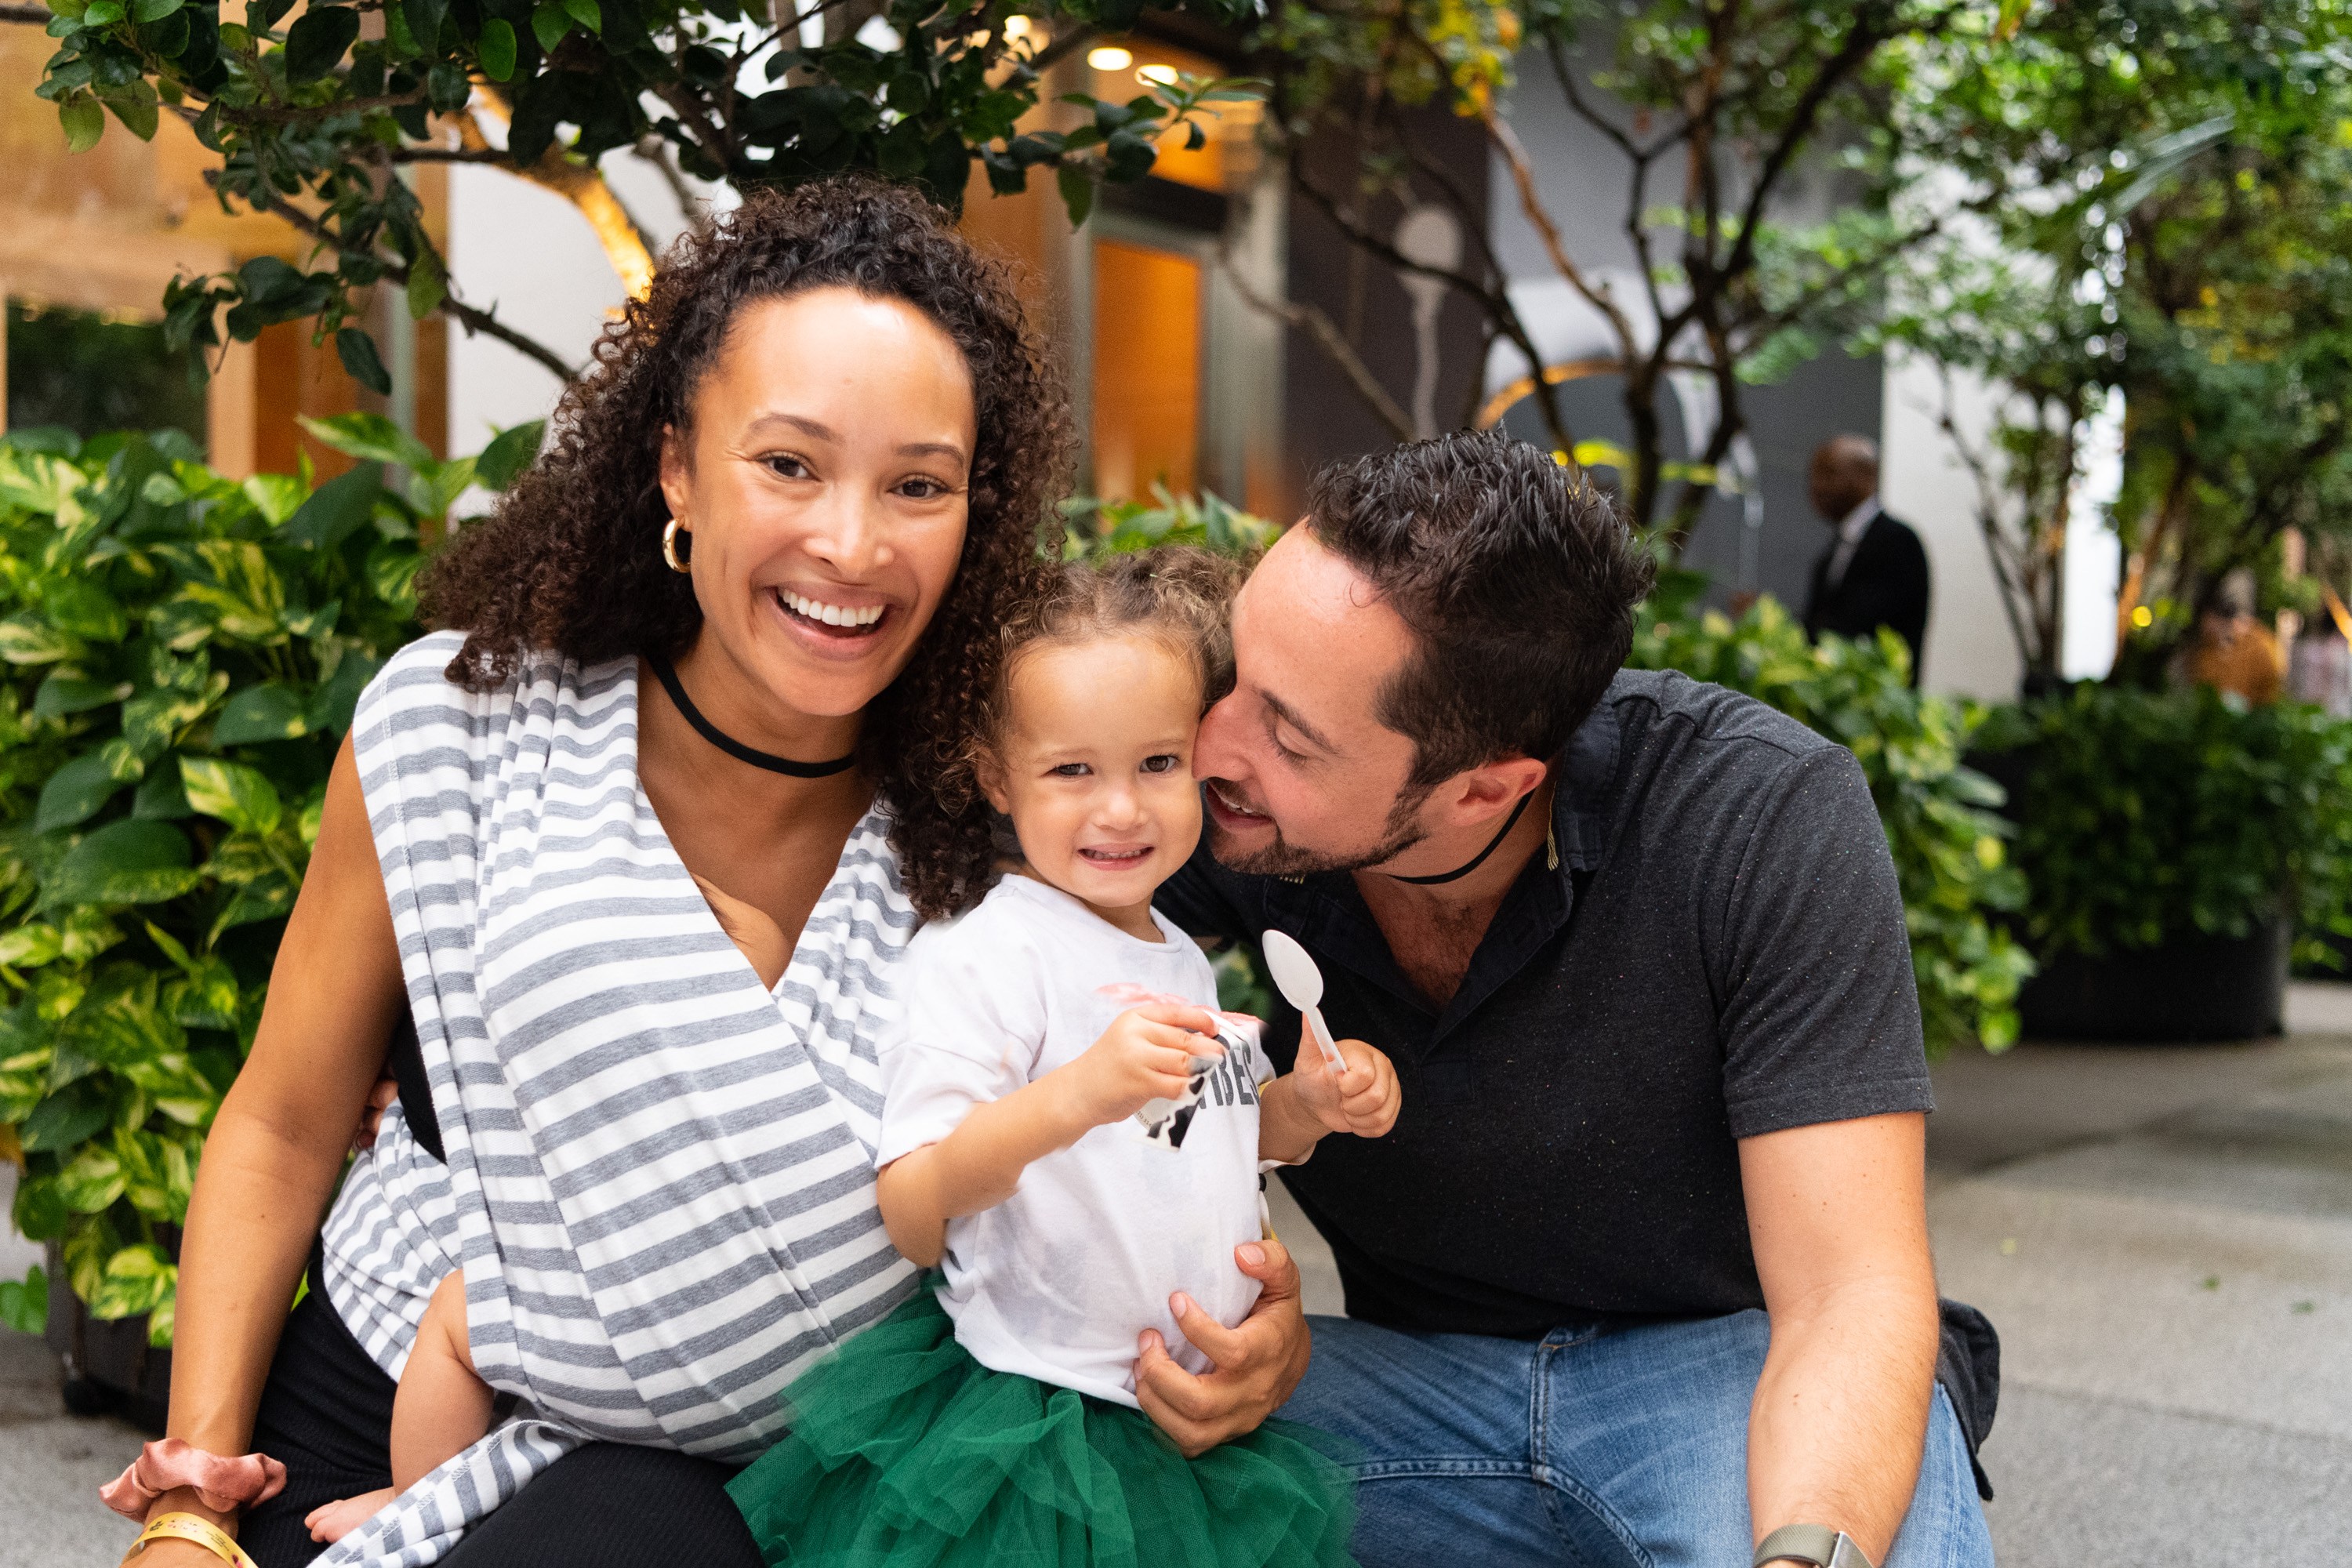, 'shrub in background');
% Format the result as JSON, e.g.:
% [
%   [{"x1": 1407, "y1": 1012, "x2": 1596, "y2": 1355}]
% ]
[
  {"x1": 1977, "y1": 684, "x2": 2352, "y2": 967},
  {"x1": 0, "y1": 416, "x2": 535, "y2": 1344},
  {"x1": 1629, "y1": 597, "x2": 2036, "y2": 1054}
]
